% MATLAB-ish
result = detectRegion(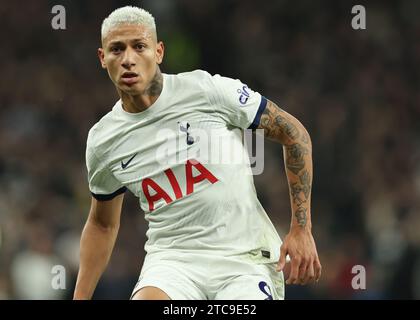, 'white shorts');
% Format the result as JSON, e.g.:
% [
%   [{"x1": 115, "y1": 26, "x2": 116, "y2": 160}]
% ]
[{"x1": 131, "y1": 252, "x2": 284, "y2": 300}]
